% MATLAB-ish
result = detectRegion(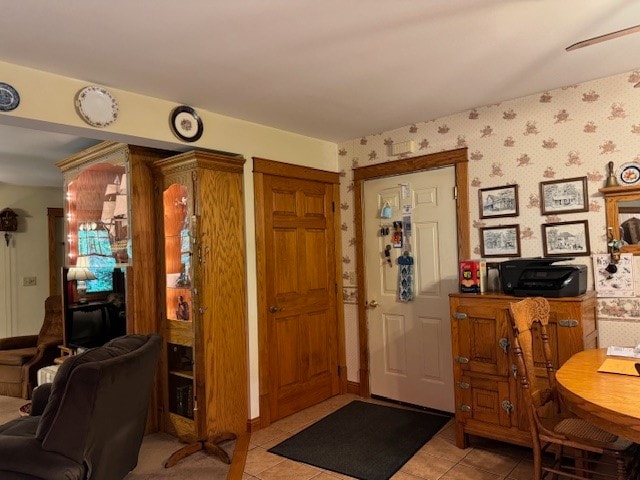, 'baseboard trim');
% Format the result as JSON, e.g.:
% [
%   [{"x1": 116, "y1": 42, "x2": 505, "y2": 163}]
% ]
[
  {"x1": 247, "y1": 416, "x2": 261, "y2": 432},
  {"x1": 347, "y1": 380, "x2": 360, "y2": 395}
]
